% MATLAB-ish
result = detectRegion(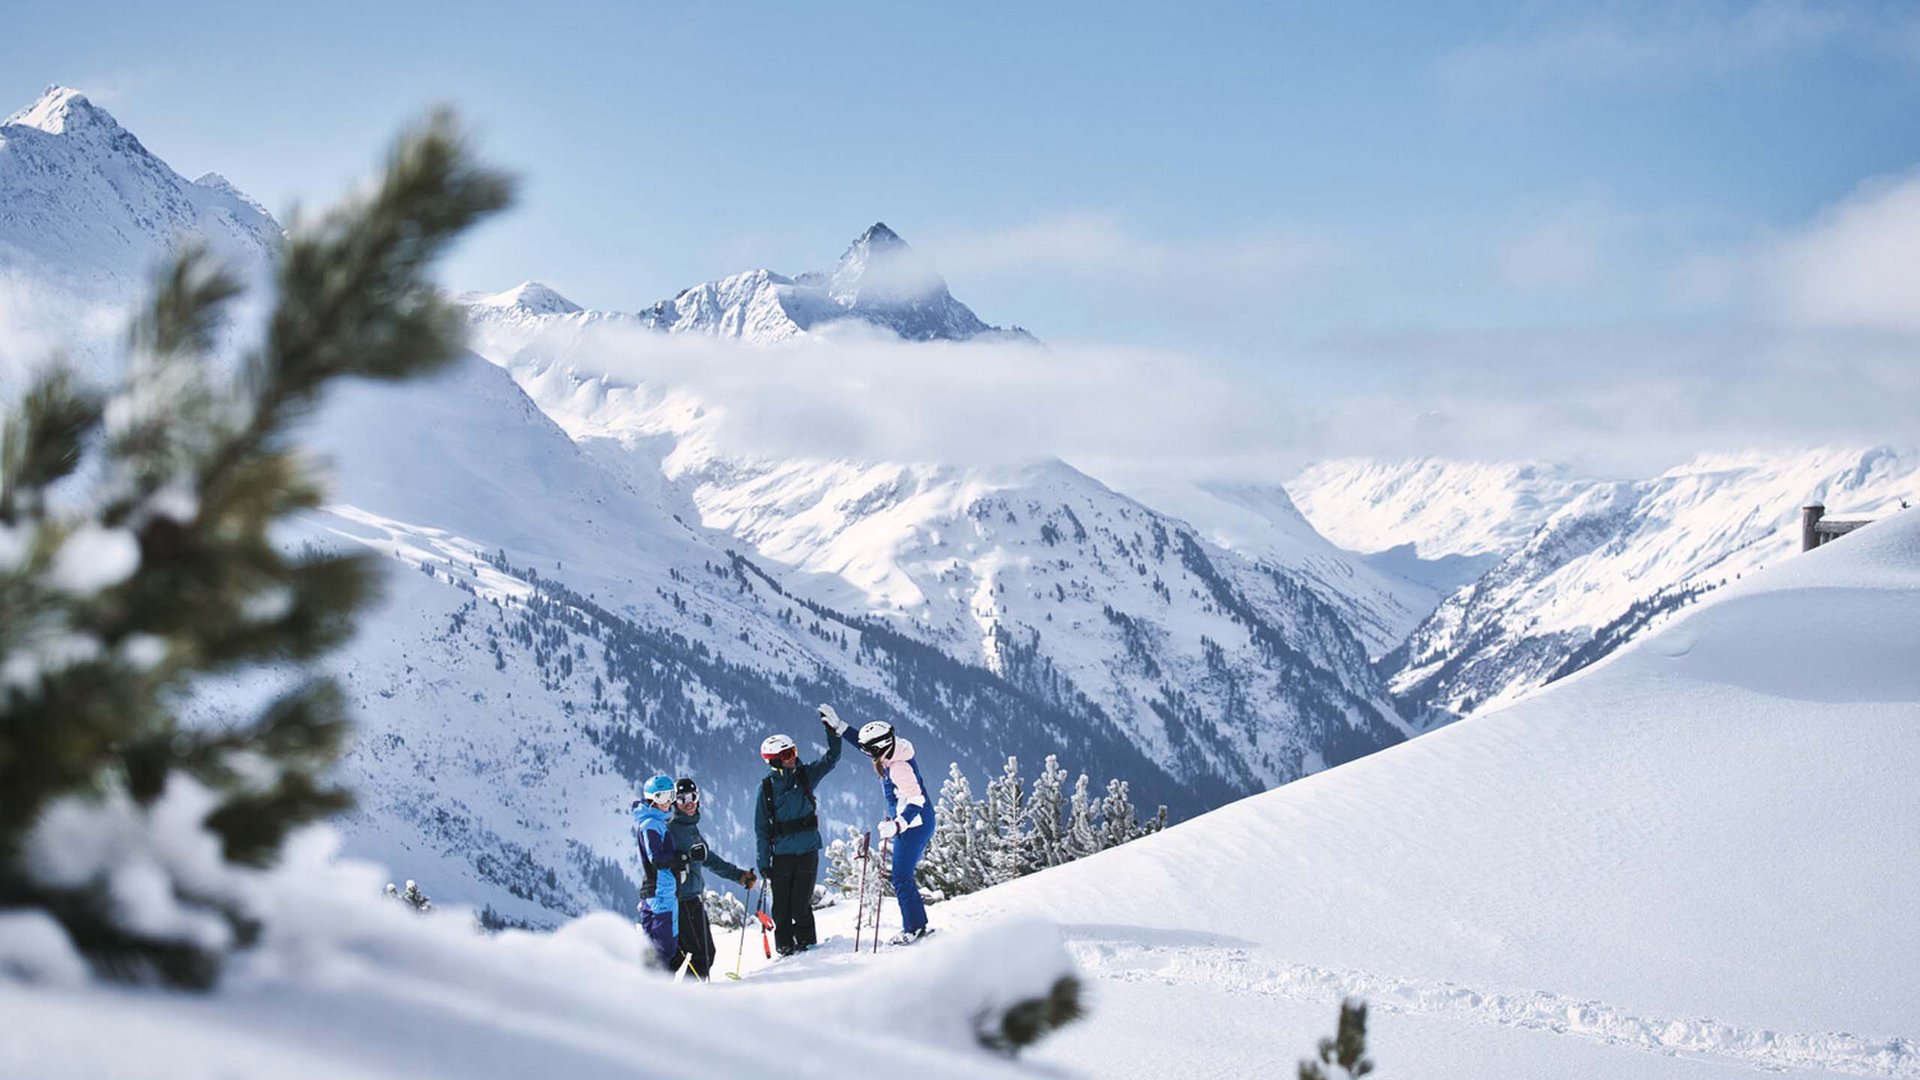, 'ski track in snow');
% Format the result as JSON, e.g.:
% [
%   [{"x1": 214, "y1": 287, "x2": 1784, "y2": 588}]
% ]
[{"x1": 1065, "y1": 930, "x2": 1918, "y2": 1077}]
